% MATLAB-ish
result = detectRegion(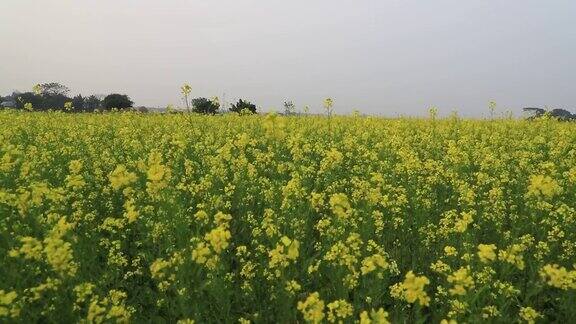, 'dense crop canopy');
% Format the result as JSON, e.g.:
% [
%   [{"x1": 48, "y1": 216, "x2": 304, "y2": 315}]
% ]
[{"x1": 1, "y1": 110, "x2": 575, "y2": 323}]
